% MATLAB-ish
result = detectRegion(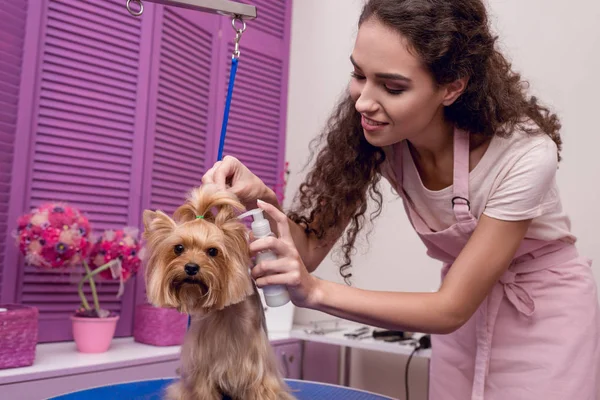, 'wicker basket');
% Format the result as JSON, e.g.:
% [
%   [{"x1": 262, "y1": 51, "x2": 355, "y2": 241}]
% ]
[
  {"x1": 0, "y1": 304, "x2": 38, "y2": 369},
  {"x1": 133, "y1": 304, "x2": 187, "y2": 346}
]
